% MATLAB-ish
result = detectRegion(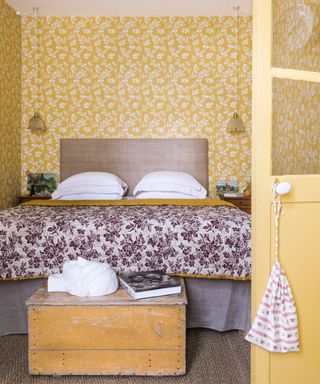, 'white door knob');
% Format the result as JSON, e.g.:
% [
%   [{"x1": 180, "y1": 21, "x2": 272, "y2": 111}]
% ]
[{"x1": 275, "y1": 182, "x2": 292, "y2": 195}]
